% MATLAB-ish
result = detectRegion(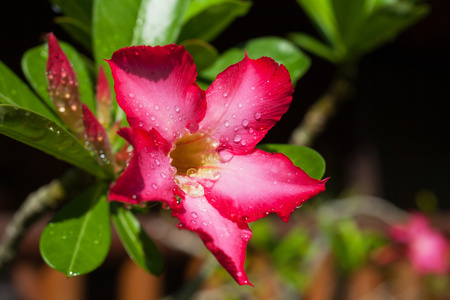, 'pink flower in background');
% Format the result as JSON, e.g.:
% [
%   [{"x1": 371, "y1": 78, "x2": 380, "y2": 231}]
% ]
[
  {"x1": 106, "y1": 44, "x2": 327, "y2": 285},
  {"x1": 390, "y1": 213, "x2": 449, "y2": 275}
]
